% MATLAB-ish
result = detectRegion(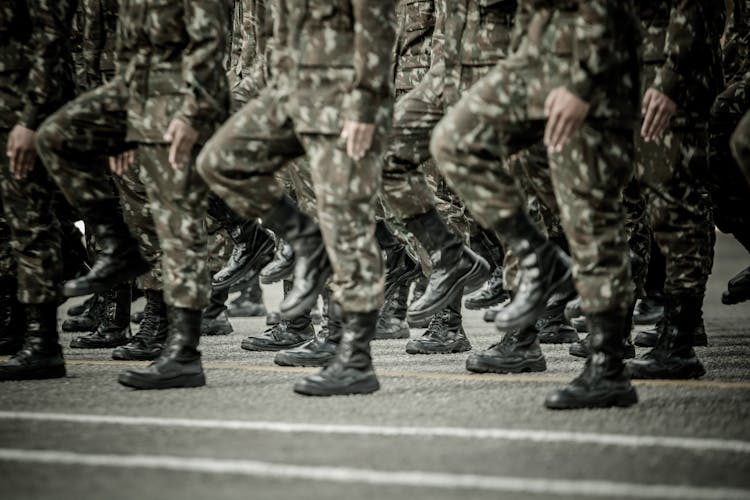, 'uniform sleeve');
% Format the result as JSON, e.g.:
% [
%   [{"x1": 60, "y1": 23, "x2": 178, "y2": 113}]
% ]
[
  {"x1": 651, "y1": 0, "x2": 707, "y2": 105},
  {"x1": 346, "y1": 0, "x2": 397, "y2": 123},
  {"x1": 177, "y1": 0, "x2": 230, "y2": 130},
  {"x1": 568, "y1": 0, "x2": 627, "y2": 102},
  {"x1": 18, "y1": 0, "x2": 76, "y2": 130}
]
